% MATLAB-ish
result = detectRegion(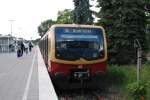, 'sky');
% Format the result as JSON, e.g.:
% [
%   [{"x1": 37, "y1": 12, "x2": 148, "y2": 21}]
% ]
[{"x1": 0, "y1": 0, "x2": 98, "y2": 40}]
